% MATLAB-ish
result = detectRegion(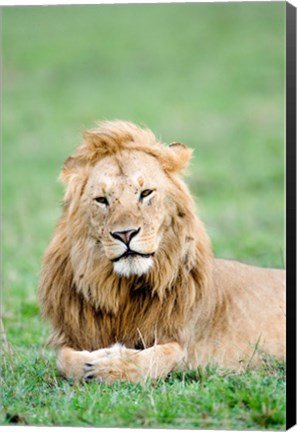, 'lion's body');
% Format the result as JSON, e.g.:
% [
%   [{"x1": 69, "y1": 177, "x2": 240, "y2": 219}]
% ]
[
  {"x1": 193, "y1": 259, "x2": 285, "y2": 368},
  {"x1": 39, "y1": 120, "x2": 285, "y2": 382}
]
